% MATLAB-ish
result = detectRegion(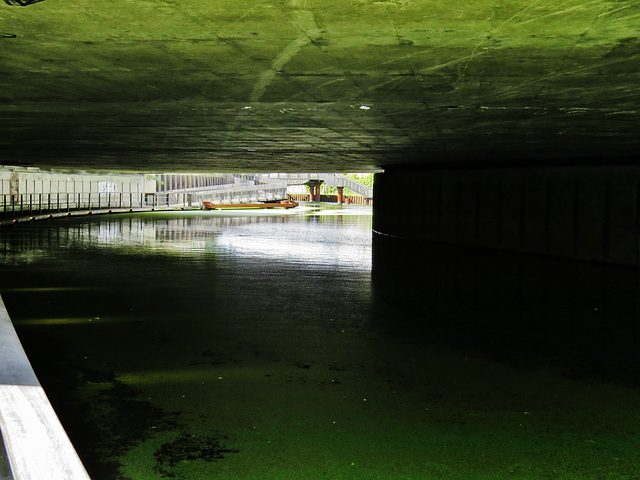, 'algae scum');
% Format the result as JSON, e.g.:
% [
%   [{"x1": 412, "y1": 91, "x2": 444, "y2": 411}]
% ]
[
  {"x1": 2, "y1": 210, "x2": 640, "y2": 479},
  {"x1": 42, "y1": 346, "x2": 240, "y2": 479},
  {"x1": 153, "y1": 434, "x2": 239, "y2": 478}
]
